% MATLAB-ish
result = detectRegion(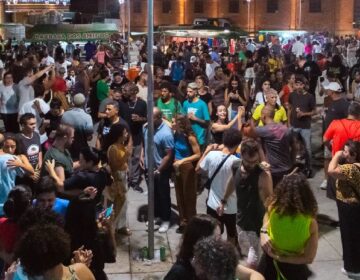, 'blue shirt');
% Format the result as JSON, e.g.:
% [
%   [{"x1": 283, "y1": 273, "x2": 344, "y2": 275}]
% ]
[
  {"x1": 182, "y1": 98, "x2": 210, "y2": 146},
  {"x1": 175, "y1": 133, "x2": 192, "y2": 160},
  {"x1": 143, "y1": 122, "x2": 174, "y2": 168},
  {"x1": 33, "y1": 197, "x2": 69, "y2": 217},
  {"x1": 0, "y1": 154, "x2": 23, "y2": 216}
]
